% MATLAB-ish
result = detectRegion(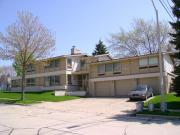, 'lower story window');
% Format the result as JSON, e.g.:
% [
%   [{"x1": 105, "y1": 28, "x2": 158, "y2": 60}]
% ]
[
  {"x1": 44, "y1": 76, "x2": 60, "y2": 86},
  {"x1": 12, "y1": 80, "x2": 20, "y2": 87},
  {"x1": 26, "y1": 78, "x2": 36, "y2": 86}
]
